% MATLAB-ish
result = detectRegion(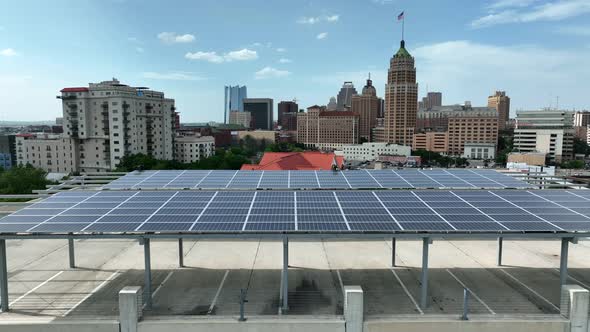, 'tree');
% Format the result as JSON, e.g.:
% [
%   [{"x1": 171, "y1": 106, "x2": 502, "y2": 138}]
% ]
[
  {"x1": 0, "y1": 165, "x2": 51, "y2": 194},
  {"x1": 573, "y1": 138, "x2": 590, "y2": 156},
  {"x1": 561, "y1": 160, "x2": 585, "y2": 169}
]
